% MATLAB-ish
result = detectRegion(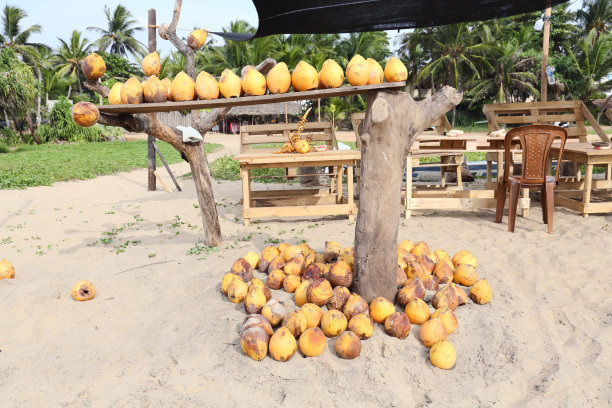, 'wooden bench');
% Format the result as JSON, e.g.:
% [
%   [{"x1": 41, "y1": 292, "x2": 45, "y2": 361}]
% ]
[
  {"x1": 241, "y1": 122, "x2": 338, "y2": 182},
  {"x1": 236, "y1": 122, "x2": 359, "y2": 226}
]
